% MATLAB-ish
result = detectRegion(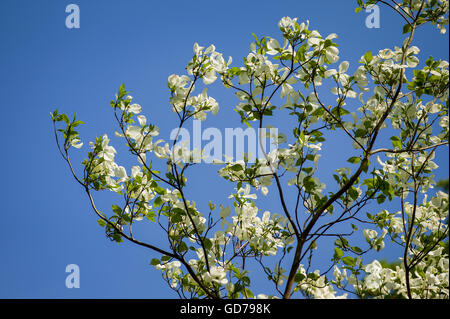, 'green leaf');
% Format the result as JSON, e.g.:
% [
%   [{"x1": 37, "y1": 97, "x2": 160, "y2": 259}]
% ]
[
  {"x1": 97, "y1": 219, "x2": 107, "y2": 227},
  {"x1": 348, "y1": 187, "x2": 359, "y2": 201},
  {"x1": 347, "y1": 156, "x2": 361, "y2": 164},
  {"x1": 171, "y1": 209, "x2": 184, "y2": 223},
  {"x1": 112, "y1": 204, "x2": 122, "y2": 215},
  {"x1": 112, "y1": 233, "x2": 123, "y2": 243},
  {"x1": 402, "y1": 24, "x2": 412, "y2": 34},
  {"x1": 363, "y1": 178, "x2": 375, "y2": 188},
  {"x1": 251, "y1": 33, "x2": 260, "y2": 46},
  {"x1": 362, "y1": 159, "x2": 370, "y2": 173},
  {"x1": 71, "y1": 120, "x2": 84, "y2": 127},
  {"x1": 153, "y1": 184, "x2": 166, "y2": 195},
  {"x1": 377, "y1": 194, "x2": 386, "y2": 204},
  {"x1": 204, "y1": 238, "x2": 213, "y2": 250},
  {"x1": 331, "y1": 106, "x2": 350, "y2": 117},
  {"x1": 154, "y1": 196, "x2": 163, "y2": 207},
  {"x1": 303, "y1": 176, "x2": 316, "y2": 192},
  {"x1": 230, "y1": 164, "x2": 244, "y2": 171},
  {"x1": 229, "y1": 67, "x2": 241, "y2": 75},
  {"x1": 342, "y1": 256, "x2": 356, "y2": 266},
  {"x1": 244, "y1": 288, "x2": 254, "y2": 299},
  {"x1": 364, "y1": 51, "x2": 373, "y2": 63},
  {"x1": 390, "y1": 136, "x2": 402, "y2": 149},
  {"x1": 50, "y1": 110, "x2": 59, "y2": 121},
  {"x1": 177, "y1": 241, "x2": 188, "y2": 253},
  {"x1": 334, "y1": 247, "x2": 344, "y2": 259},
  {"x1": 294, "y1": 273, "x2": 306, "y2": 282},
  {"x1": 299, "y1": 131, "x2": 305, "y2": 144},
  {"x1": 61, "y1": 113, "x2": 70, "y2": 125},
  {"x1": 161, "y1": 255, "x2": 171, "y2": 262},
  {"x1": 306, "y1": 154, "x2": 315, "y2": 161},
  {"x1": 118, "y1": 83, "x2": 127, "y2": 99},
  {"x1": 242, "y1": 118, "x2": 251, "y2": 128},
  {"x1": 150, "y1": 258, "x2": 160, "y2": 266},
  {"x1": 335, "y1": 237, "x2": 349, "y2": 248},
  {"x1": 355, "y1": 128, "x2": 366, "y2": 138},
  {"x1": 146, "y1": 211, "x2": 156, "y2": 222},
  {"x1": 352, "y1": 246, "x2": 363, "y2": 253}
]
